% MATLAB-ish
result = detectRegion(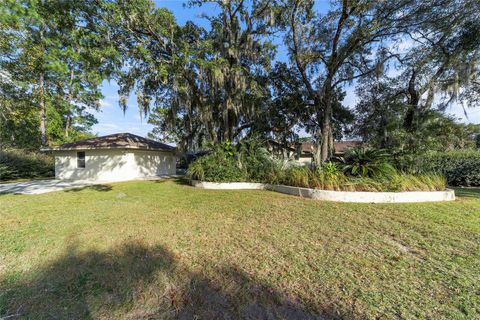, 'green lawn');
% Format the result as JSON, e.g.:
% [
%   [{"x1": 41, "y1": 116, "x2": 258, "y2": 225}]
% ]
[{"x1": 0, "y1": 180, "x2": 479, "y2": 319}]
